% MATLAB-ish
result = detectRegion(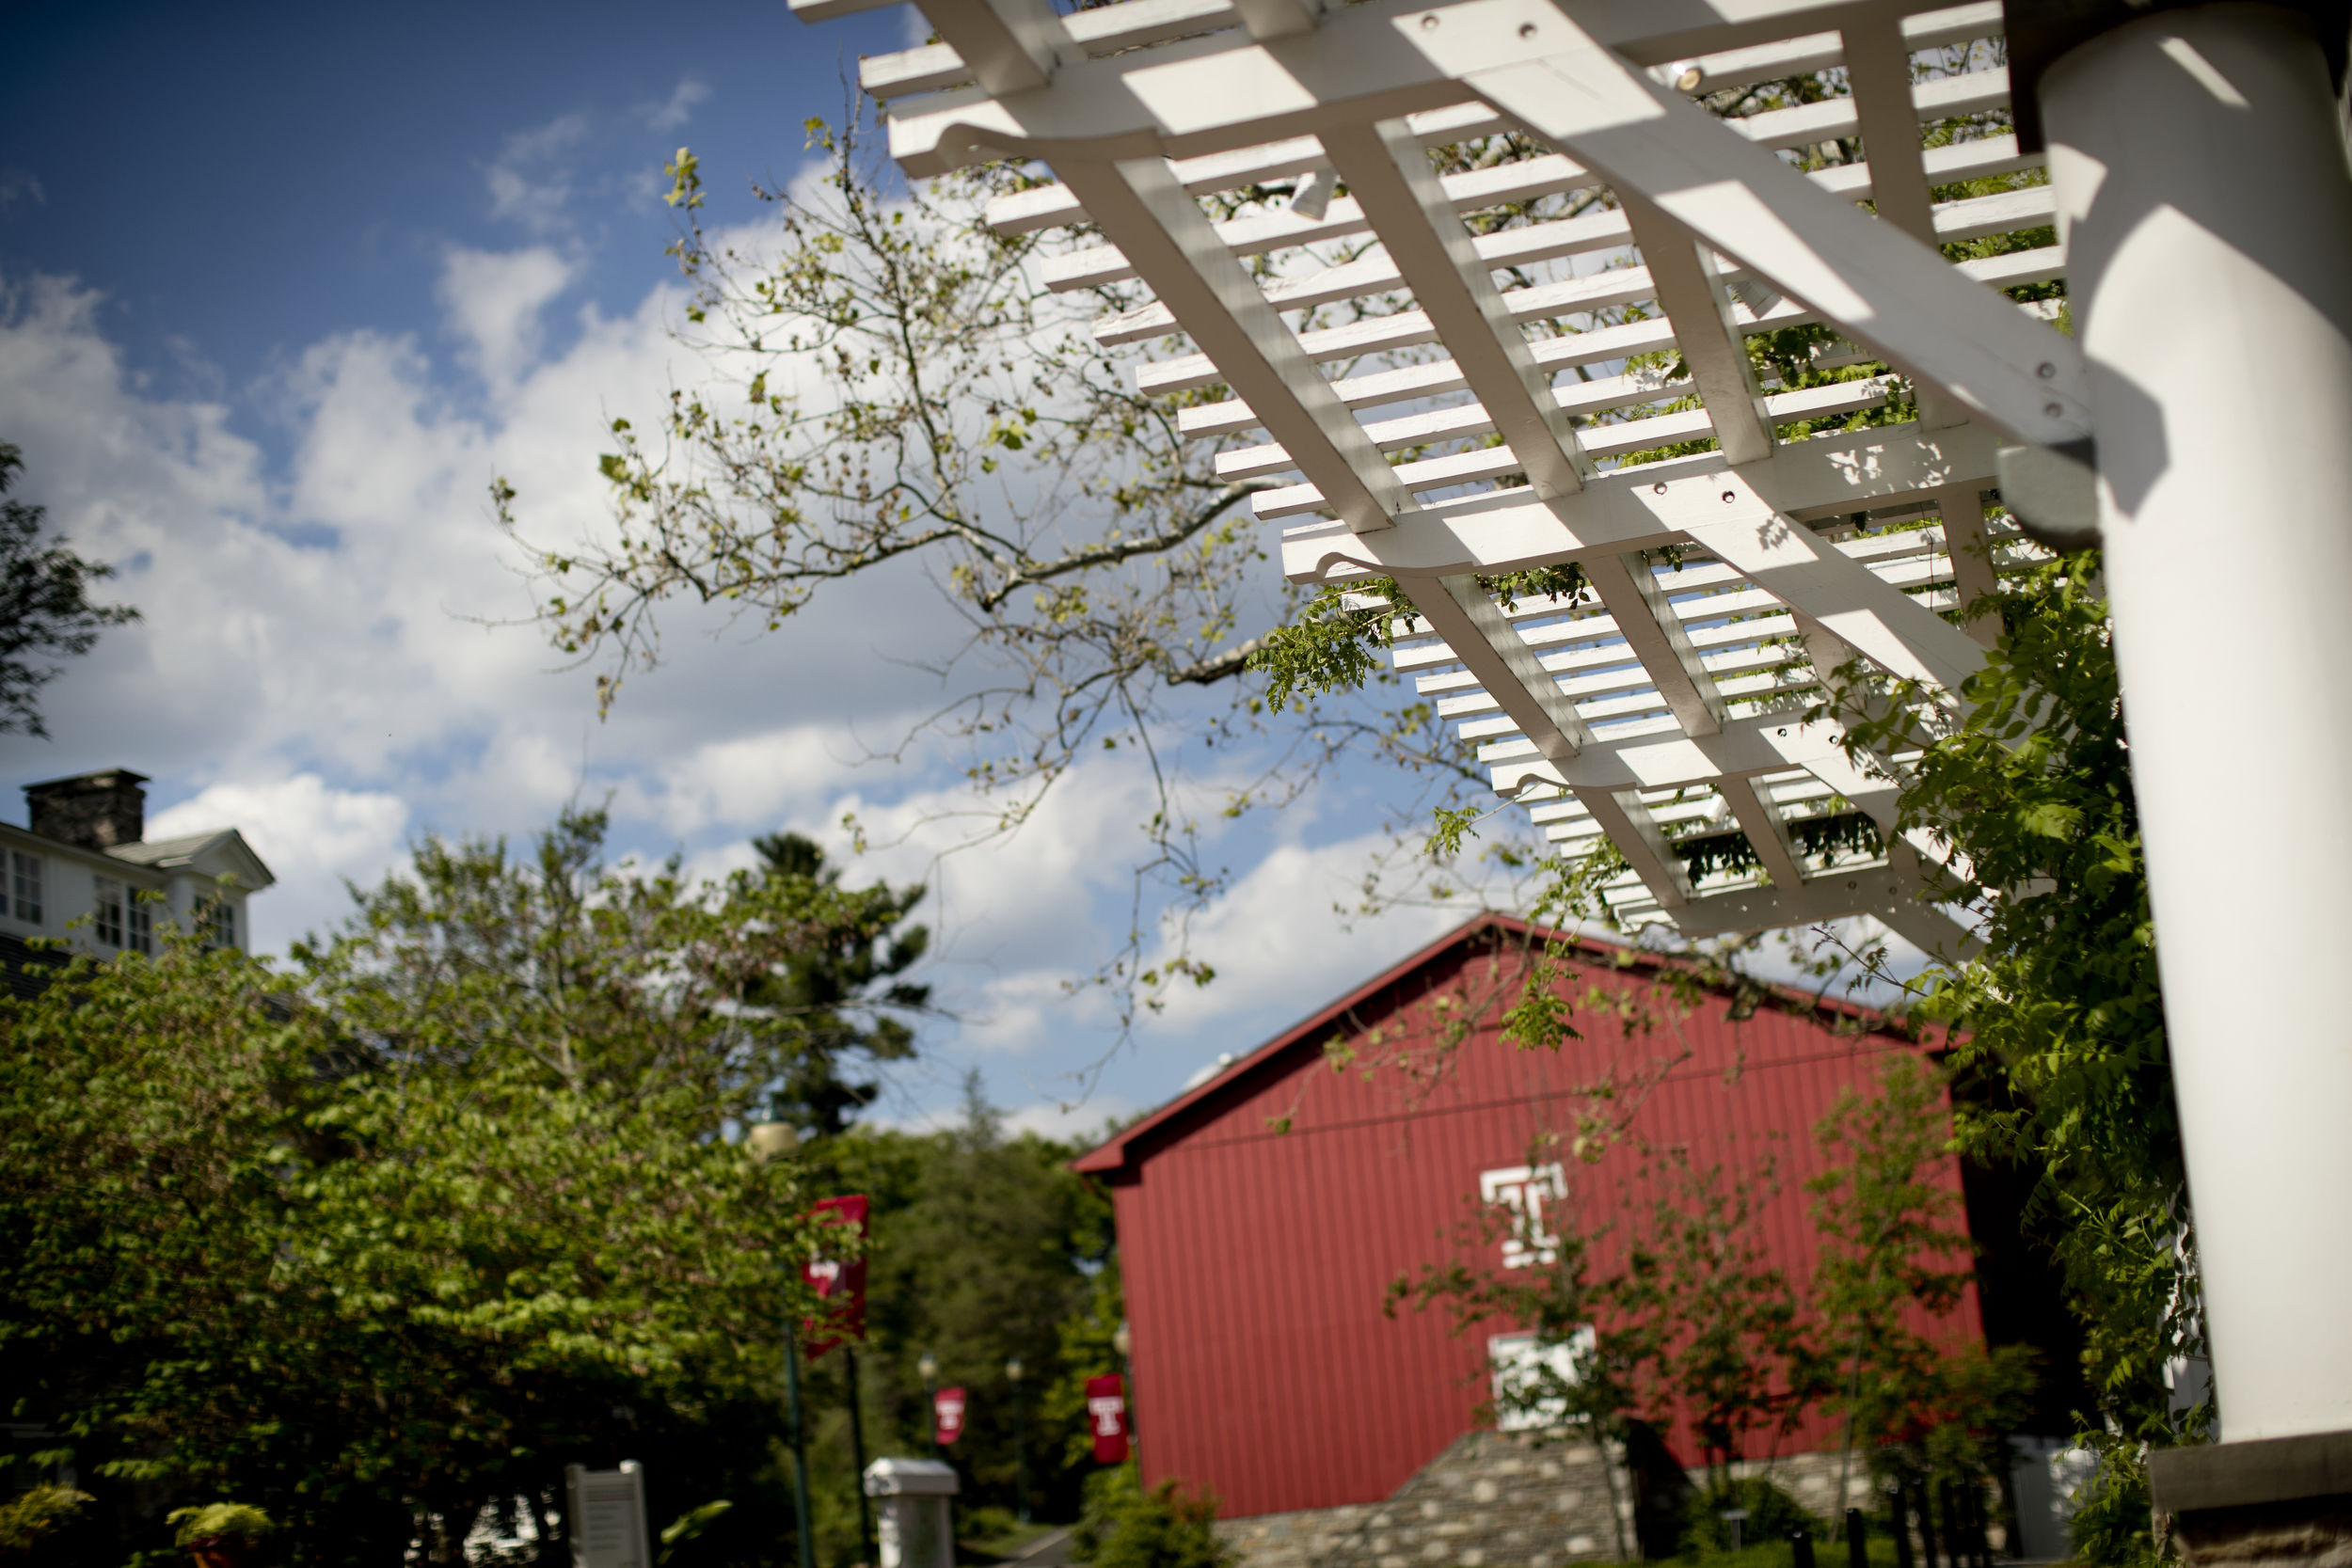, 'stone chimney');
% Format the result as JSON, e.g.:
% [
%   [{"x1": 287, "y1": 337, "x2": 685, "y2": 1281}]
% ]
[{"x1": 24, "y1": 768, "x2": 149, "y2": 850}]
